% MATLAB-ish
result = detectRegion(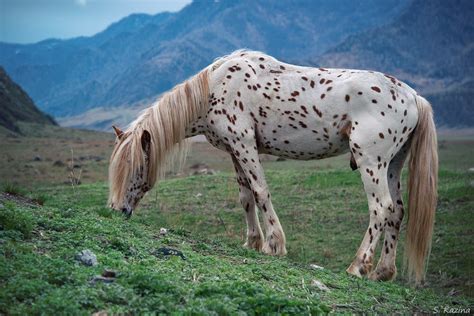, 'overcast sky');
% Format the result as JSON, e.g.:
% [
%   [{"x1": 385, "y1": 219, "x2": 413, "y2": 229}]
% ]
[{"x1": 0, "y1": 0, "x2": 192, "y2": 44}]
